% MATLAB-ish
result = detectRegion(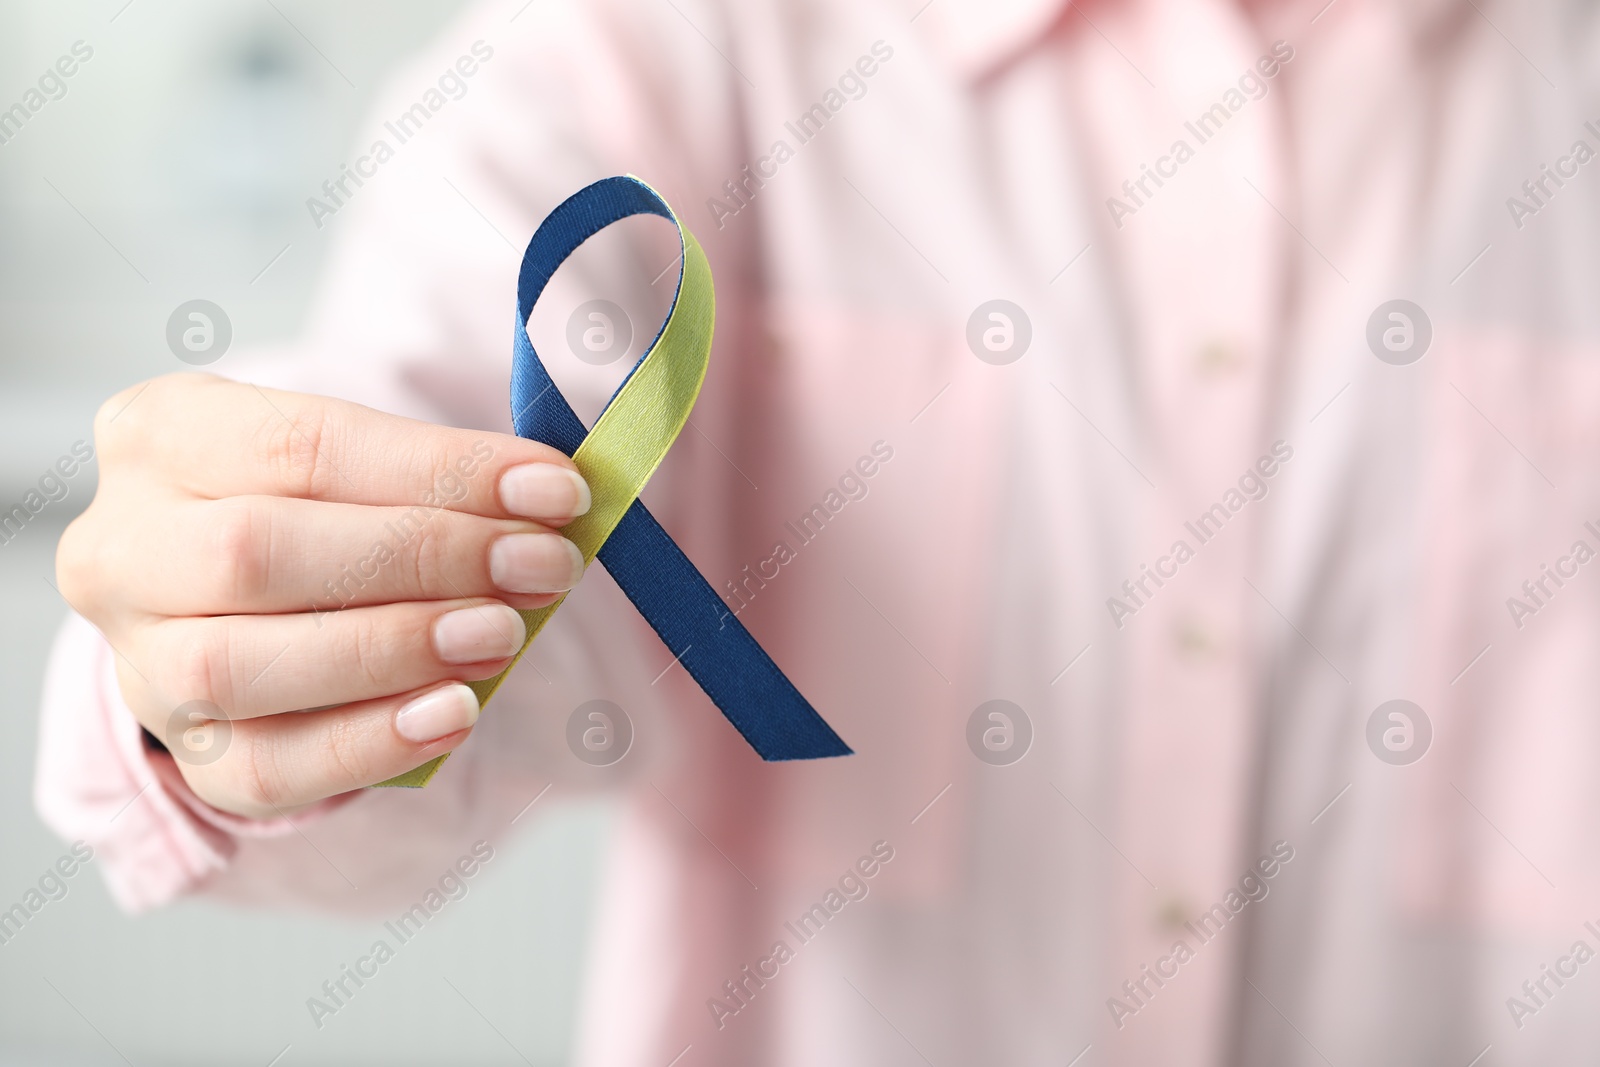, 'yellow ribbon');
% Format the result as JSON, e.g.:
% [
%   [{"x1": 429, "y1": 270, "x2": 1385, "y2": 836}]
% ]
[{"x1": 379, "y1": 179, "x2": 712, "y2": 787}]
